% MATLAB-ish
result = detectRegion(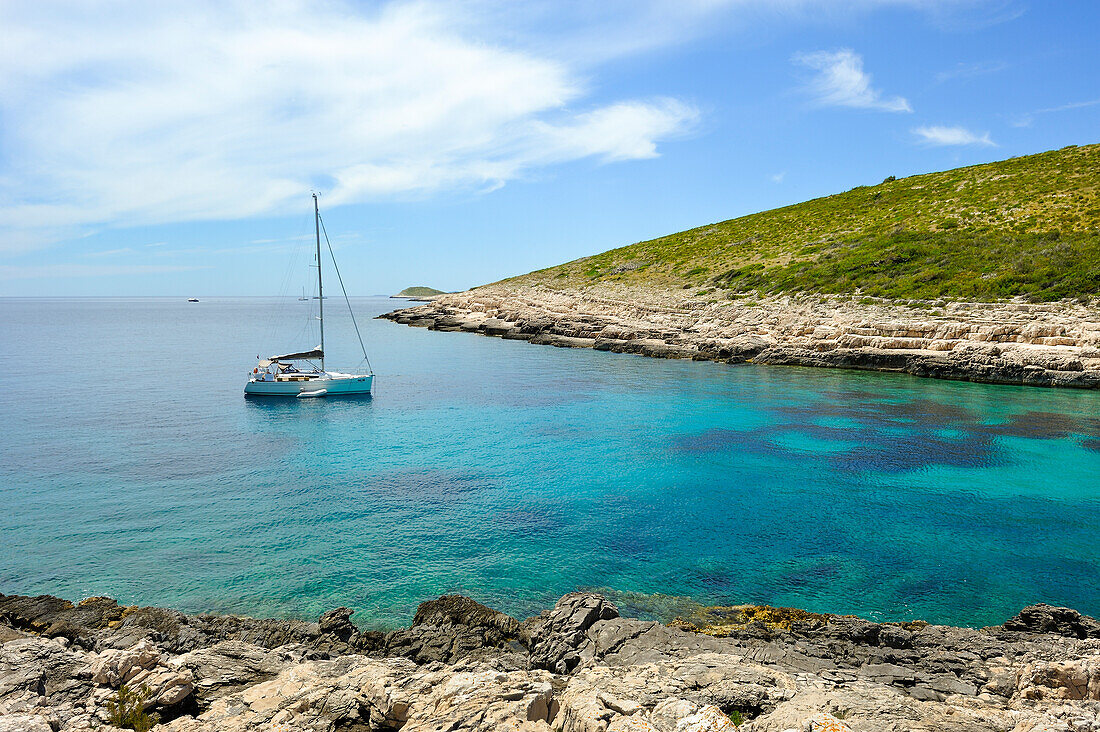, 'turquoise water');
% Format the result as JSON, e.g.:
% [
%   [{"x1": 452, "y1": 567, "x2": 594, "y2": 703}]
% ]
[{"x1": 2, "y1": 297, "x2": 1099, "y2": 629}]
